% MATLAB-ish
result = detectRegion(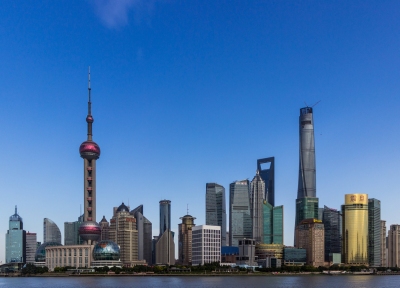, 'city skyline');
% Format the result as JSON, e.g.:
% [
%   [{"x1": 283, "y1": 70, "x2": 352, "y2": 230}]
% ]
[{"x1": 1, "y1": 1, "x2": 400, "y2": 263}]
